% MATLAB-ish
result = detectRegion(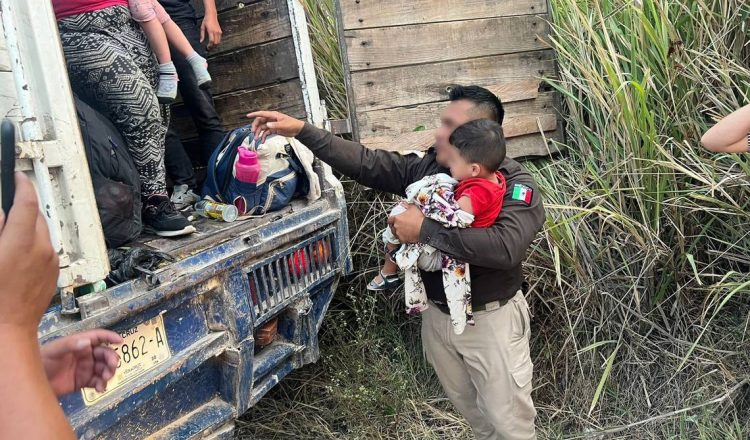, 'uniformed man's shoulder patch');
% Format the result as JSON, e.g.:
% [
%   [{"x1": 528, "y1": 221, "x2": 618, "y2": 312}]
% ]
[{"x1": 511, "y1": 183, "x2": 533, "y2": 205}]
